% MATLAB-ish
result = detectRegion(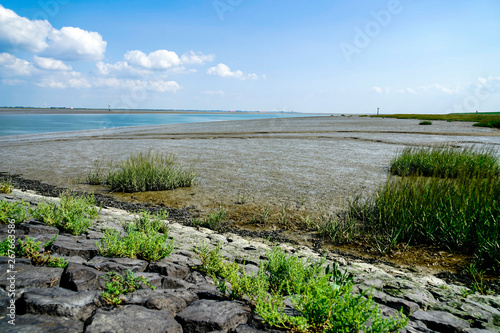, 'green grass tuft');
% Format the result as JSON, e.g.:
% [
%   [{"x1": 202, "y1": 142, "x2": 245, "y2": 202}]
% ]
[
  {"x1": 104, "y1": 150, "x2": 195, "y2": 192},
  {"x1": 389, "y1": 146, "x2": 500, "y2": 178},
  {"x1": 419, "y1": 120, "x2": 432, "y2": 125}
]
